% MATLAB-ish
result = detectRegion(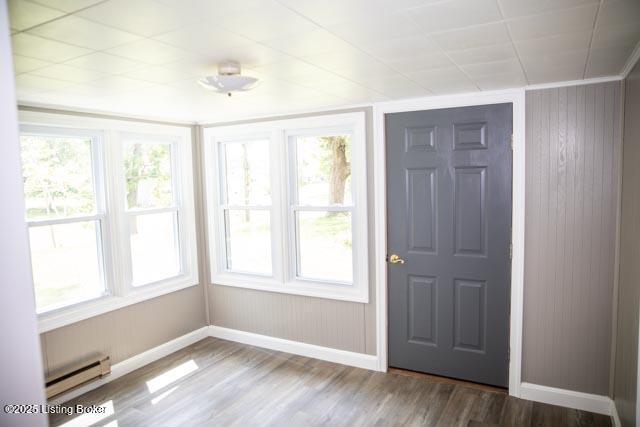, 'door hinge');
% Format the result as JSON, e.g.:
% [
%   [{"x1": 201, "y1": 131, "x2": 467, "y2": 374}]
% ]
[
  {"x1": 509, "y1": 242, "x2": 513, "y2": 259},
  {"x1": 510, "y1": 134, "x2": 514, "y2": 150}
]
